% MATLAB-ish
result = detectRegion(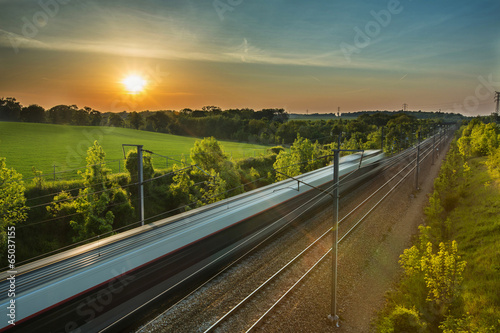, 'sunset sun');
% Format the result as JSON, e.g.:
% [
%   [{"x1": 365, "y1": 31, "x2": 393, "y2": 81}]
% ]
[{"x1": 122, "y1": 74, "x2": 147, "y2": 94}]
